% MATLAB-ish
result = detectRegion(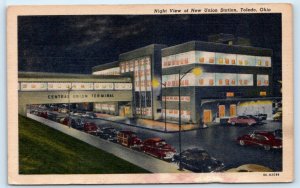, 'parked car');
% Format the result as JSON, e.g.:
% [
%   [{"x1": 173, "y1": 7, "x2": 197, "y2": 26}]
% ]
[
  {"x1": 83, "y1": 122, "x2": 100, "y2": 135},
  {"x1": 85, "y1": 112, "x2": 97, "y2": 119},
  {"x1": 37, "y1": 111, "x2": 48, "y2": 119},
  {"x1": 237, "y1": 131, "x2": 282, "y2": 150},
  {"x1": 117, "y1": 131, "x2": 142, "y2": 148},
  {"x1": 99, "y1": 127, "x2": 118, "y2": 142},
  {"x1": 228, "y1": 116, "x2": 257, "y2": 126},
  {"x1": 273, "y1": 111, "x2": 282, "y2": 121},
  {"x1": 60, "y1": 117, "x2": 75, "y2": 126},
  {"x1": 58, "y1": 108, "x2": 69, "y2": 113},
  {"x1": 71, "y1": 118, "x2": 85, "y2": 130},
  {"x1": 273, "y1": 129, "x2": 282, "y2": 139},
  {"x1": 173, "y1": 148, "x2": 225, "y2": 172},
  {"x1": 256, "y1": 113, "x2": 267, "y2": 120},
  {"x1": 141, "y1": 138, "x2": 176, "y2": 160}
]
